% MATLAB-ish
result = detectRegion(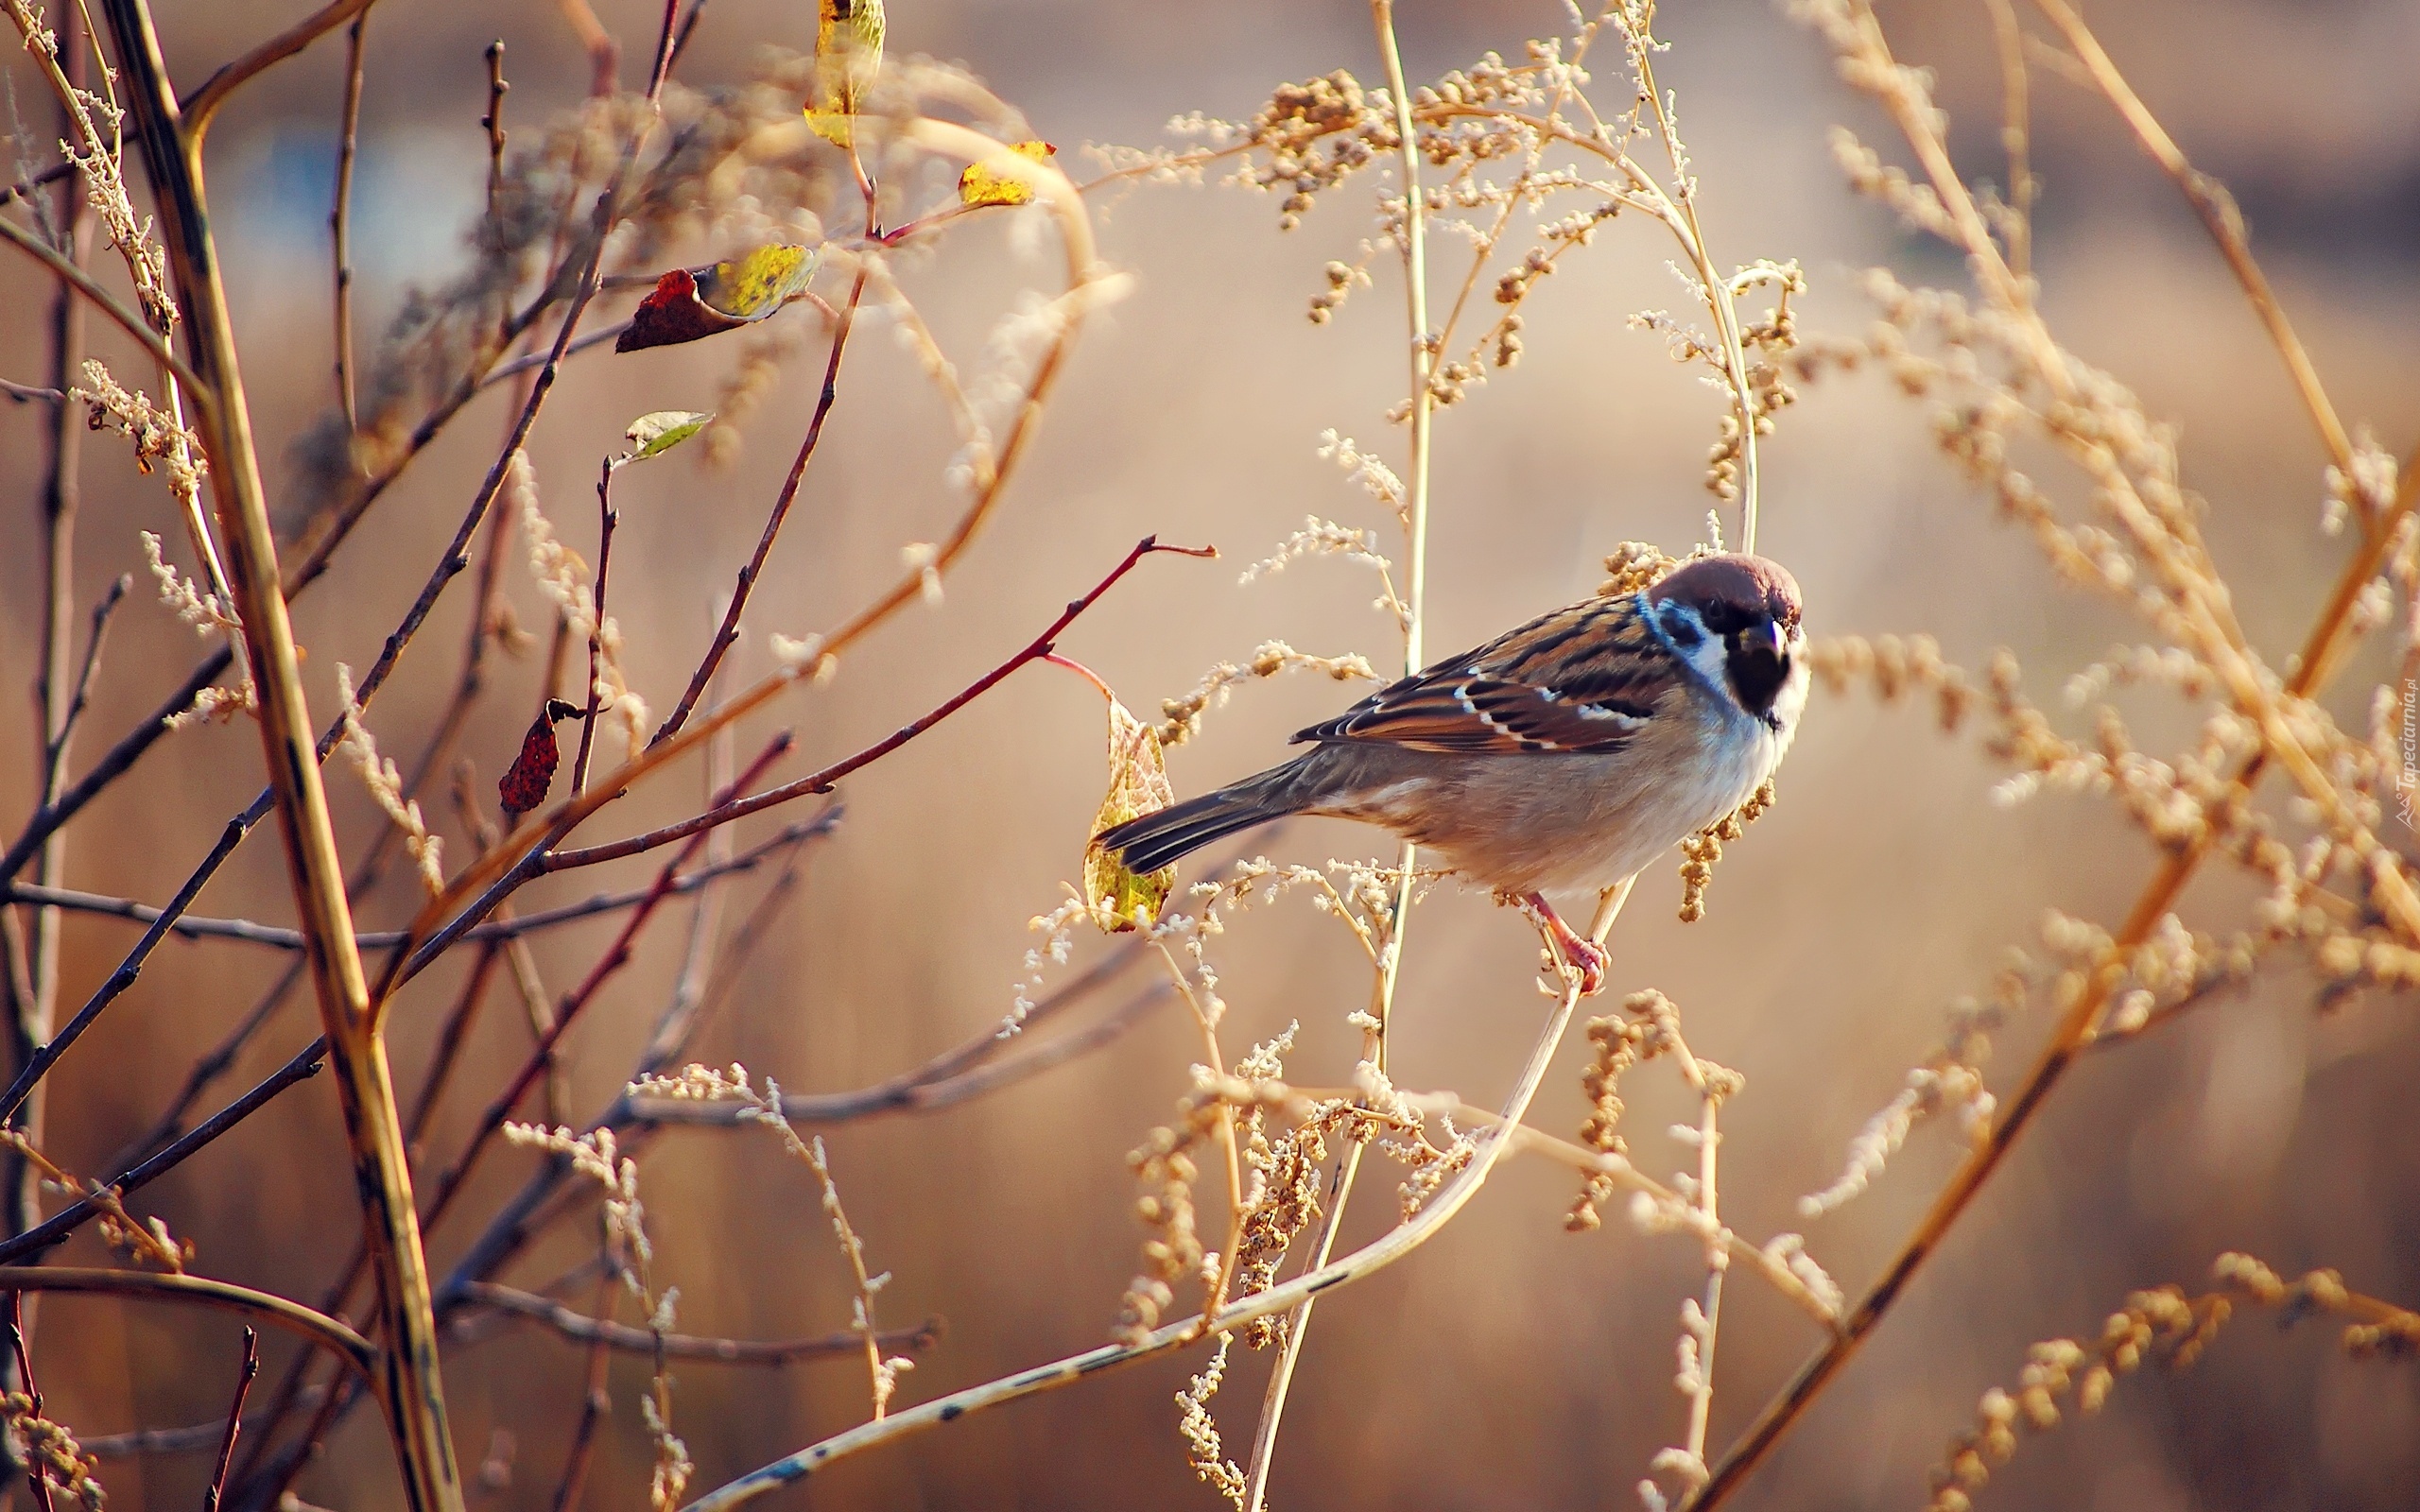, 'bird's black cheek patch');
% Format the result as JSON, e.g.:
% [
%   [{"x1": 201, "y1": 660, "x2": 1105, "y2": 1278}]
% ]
[
  {"x1": 1658, "y1": 605, "x2": 1703, "y2": 648},
  {"x1": 1725, "y1": 644, "x2": 1789, "y2": 716}
]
